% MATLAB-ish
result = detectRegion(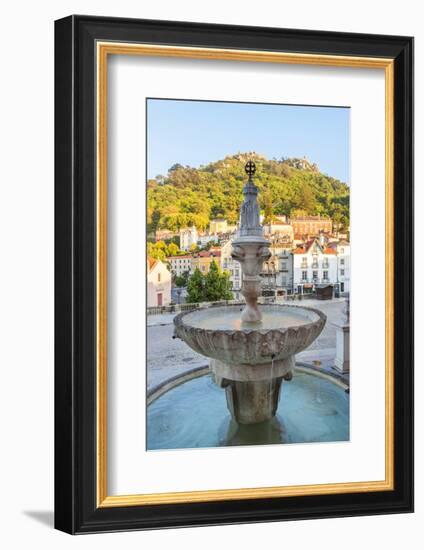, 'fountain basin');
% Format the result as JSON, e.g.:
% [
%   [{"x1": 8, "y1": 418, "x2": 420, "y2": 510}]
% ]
[
  {"x1": 173, "y1": 304, "x2": 326, "y2": 365},
  {"x1": 147, "y1": 370, "x2": 349, "y2": 450},
  {"x1": 173, "y1": 304, "x2": 327, "y2": 425}
]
